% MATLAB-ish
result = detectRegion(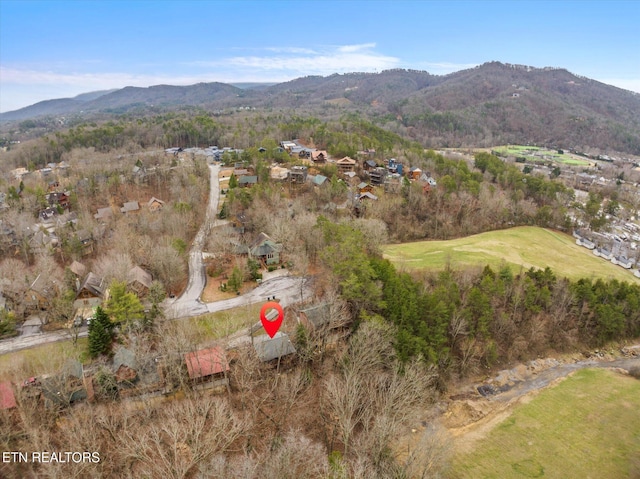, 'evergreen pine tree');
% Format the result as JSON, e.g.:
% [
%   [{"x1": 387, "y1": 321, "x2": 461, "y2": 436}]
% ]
[{"x1": 88, "y1": 306, "x2": 114, "y2": 358}]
